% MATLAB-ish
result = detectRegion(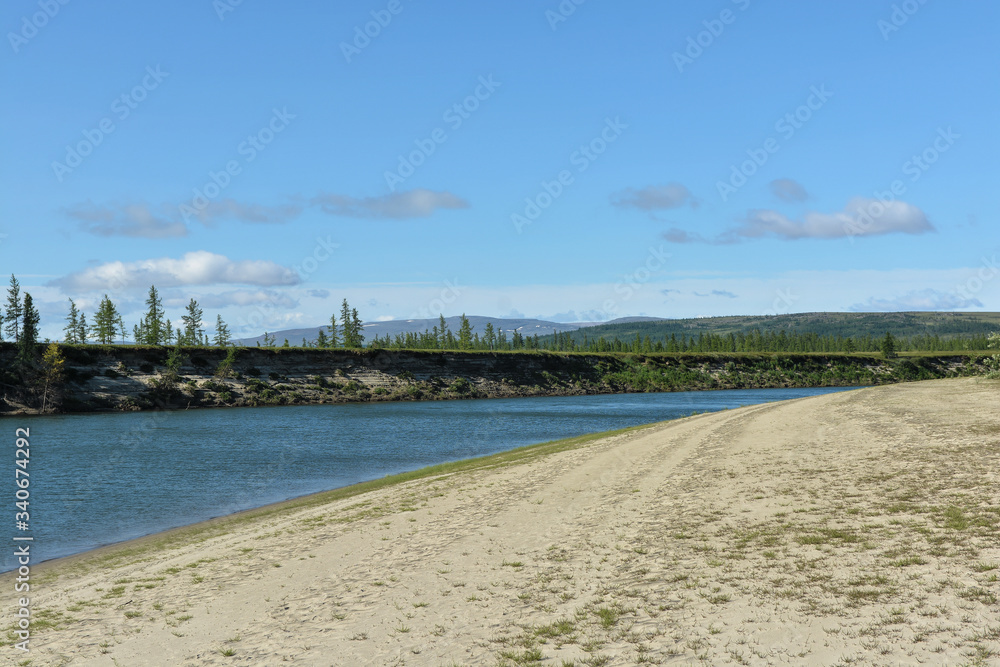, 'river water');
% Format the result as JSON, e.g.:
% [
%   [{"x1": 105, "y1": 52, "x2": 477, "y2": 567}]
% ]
[{"x1": 3, "y1": 387, "x2": 857, "y2": 570}]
